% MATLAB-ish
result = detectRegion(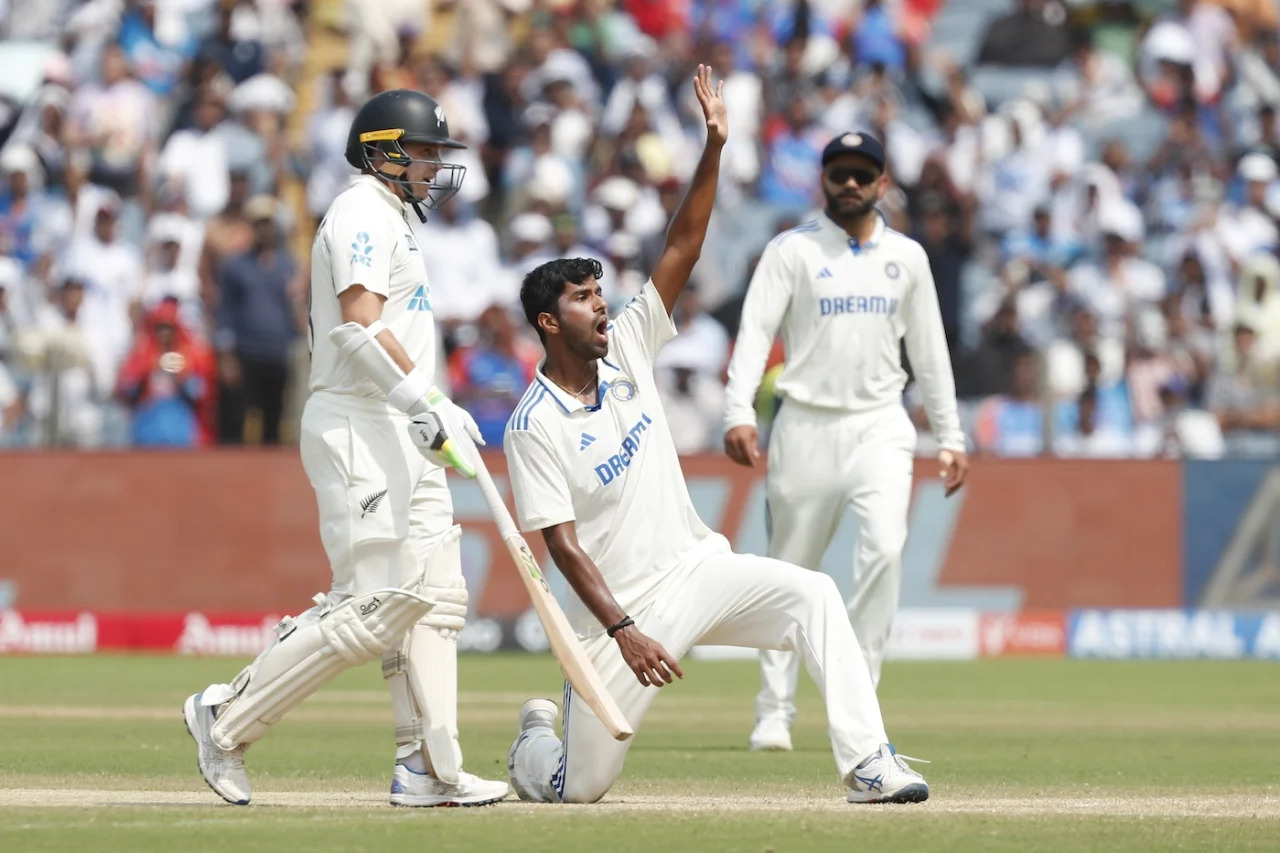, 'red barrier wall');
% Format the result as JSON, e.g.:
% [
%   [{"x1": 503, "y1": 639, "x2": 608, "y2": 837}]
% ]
[
  {"x1": 940, "y1": 460, "x2": 1182, "y2": 607},
  {"x1": 0, "y1": 452, "x2": 1182, "y2": 611}
]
